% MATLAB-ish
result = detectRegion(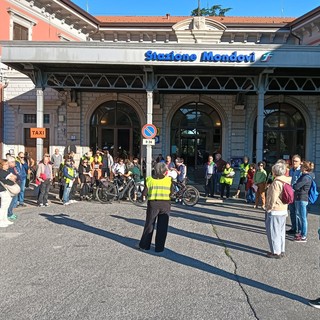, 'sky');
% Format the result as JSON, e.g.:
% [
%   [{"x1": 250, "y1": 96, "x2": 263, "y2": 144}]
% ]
[{"x1": 72, "y1": 0, "x2": 320, "y2": 18}]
